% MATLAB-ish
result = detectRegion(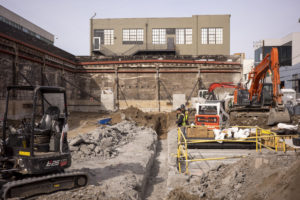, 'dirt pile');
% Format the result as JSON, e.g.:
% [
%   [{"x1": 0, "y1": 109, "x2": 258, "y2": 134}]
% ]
[
  {"x1": 110, "y1": 106, "x2": 176, "y2": 138},
  {"x1": 229, "y1": 112, "x2": 269, "y2": 128},
  {"x1": 69, "y1": 121, "x2": 142, "y2": 161},
  {"x1": 167, "y1": 153, "x2": 300, "y2": 200}
]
